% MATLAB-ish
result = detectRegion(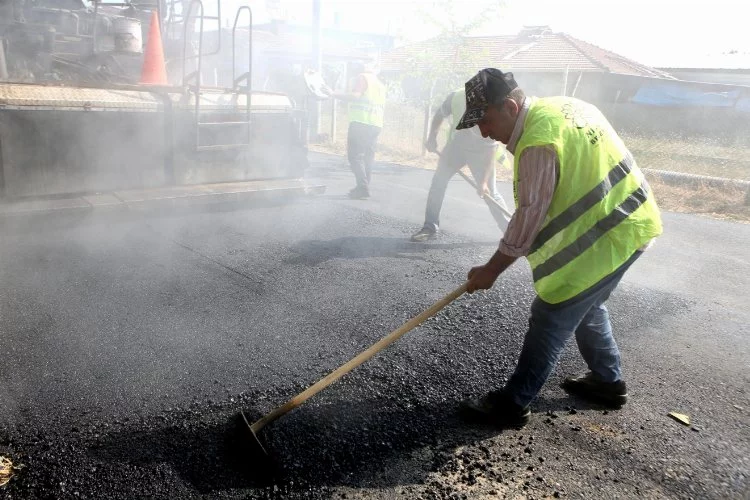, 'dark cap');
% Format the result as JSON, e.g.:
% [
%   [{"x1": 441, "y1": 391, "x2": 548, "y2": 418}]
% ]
[{"x1": 455, "y1": 68, "x2": 518, "y2": 130}]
